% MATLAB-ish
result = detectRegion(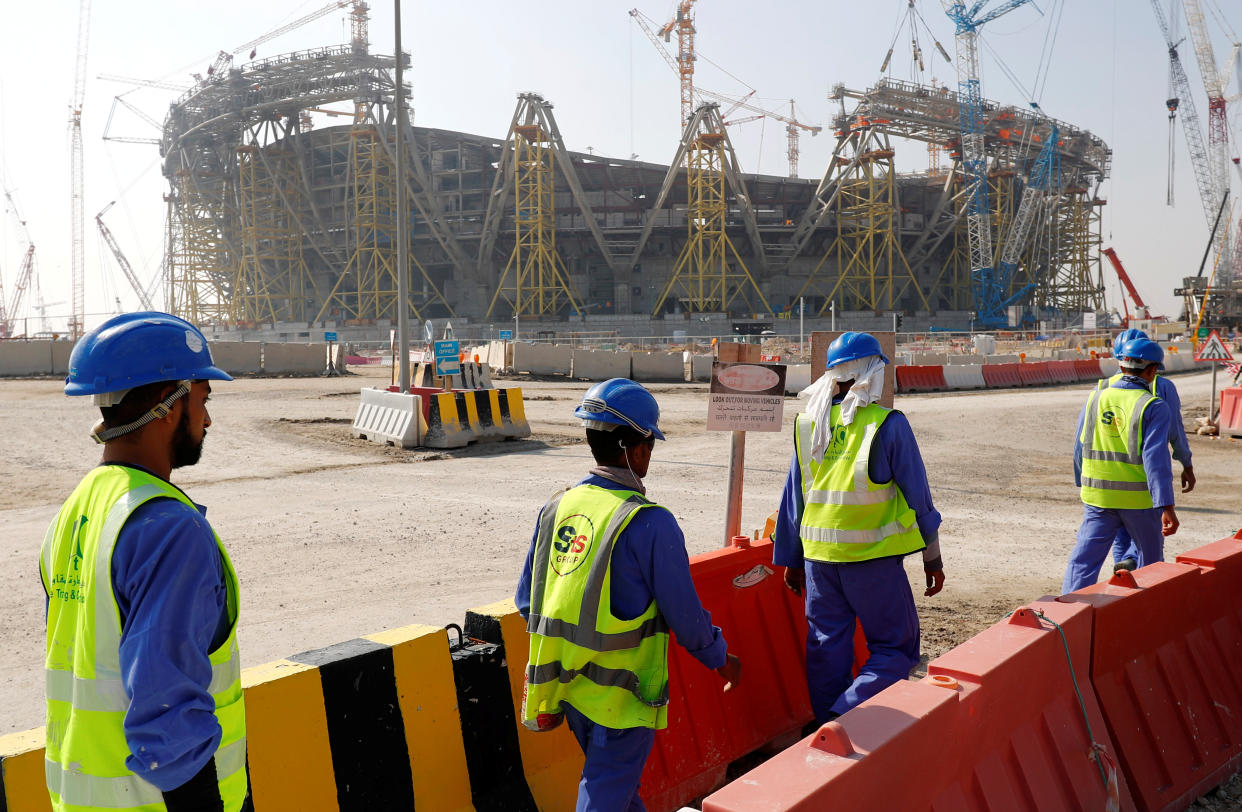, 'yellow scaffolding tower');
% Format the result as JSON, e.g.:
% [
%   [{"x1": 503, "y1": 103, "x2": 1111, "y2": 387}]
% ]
[
  {"x1": 795, "y1": 126, "x2": 928, "y2": 314},
  {"x1": 487, "y1": 121, "x2": 581, "y2": 318},
  {"x1": 1033, "y1": 187, "x2": 1105, "y2": 313},
  {"x1": 236, "y1": 142, "x2": 320, "y2": 324},
  {"x1": 169, "y1": 170, "x2": 234, "y2": 326},
  {"x1": 652, "y1": 129, "x2": 771, "y2": 315}
]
